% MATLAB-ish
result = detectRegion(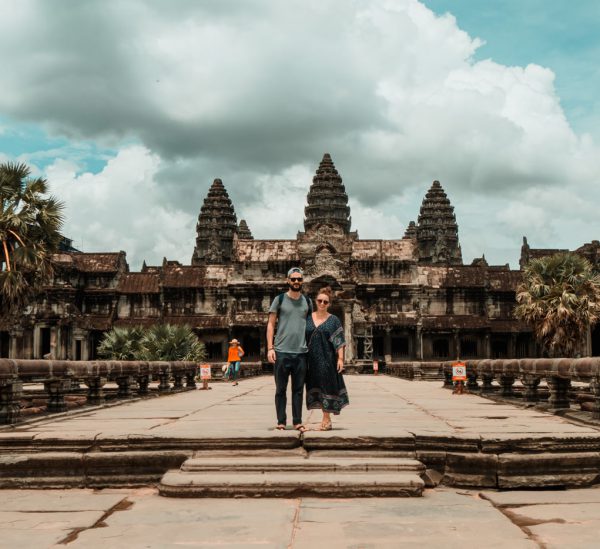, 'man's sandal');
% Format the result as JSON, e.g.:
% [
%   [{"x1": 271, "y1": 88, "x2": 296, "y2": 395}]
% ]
[
  {"x1": 276, "y1": 425, "x2": 286, "y2": 431},
  {"x1": 294, "y1": 424, "x2": 307, "y2": 433}
]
